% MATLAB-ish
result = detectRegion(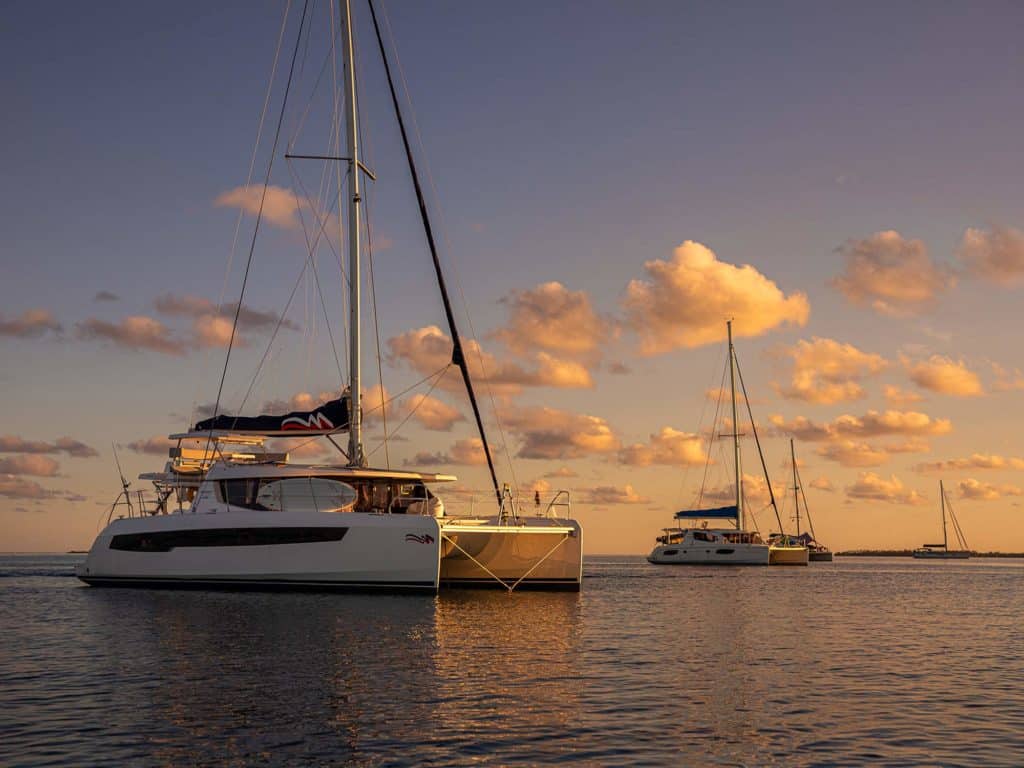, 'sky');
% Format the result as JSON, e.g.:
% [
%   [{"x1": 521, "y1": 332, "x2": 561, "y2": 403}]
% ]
[{"x1": 2, "y1": 0, "x2": 1024, "y2": 553}]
